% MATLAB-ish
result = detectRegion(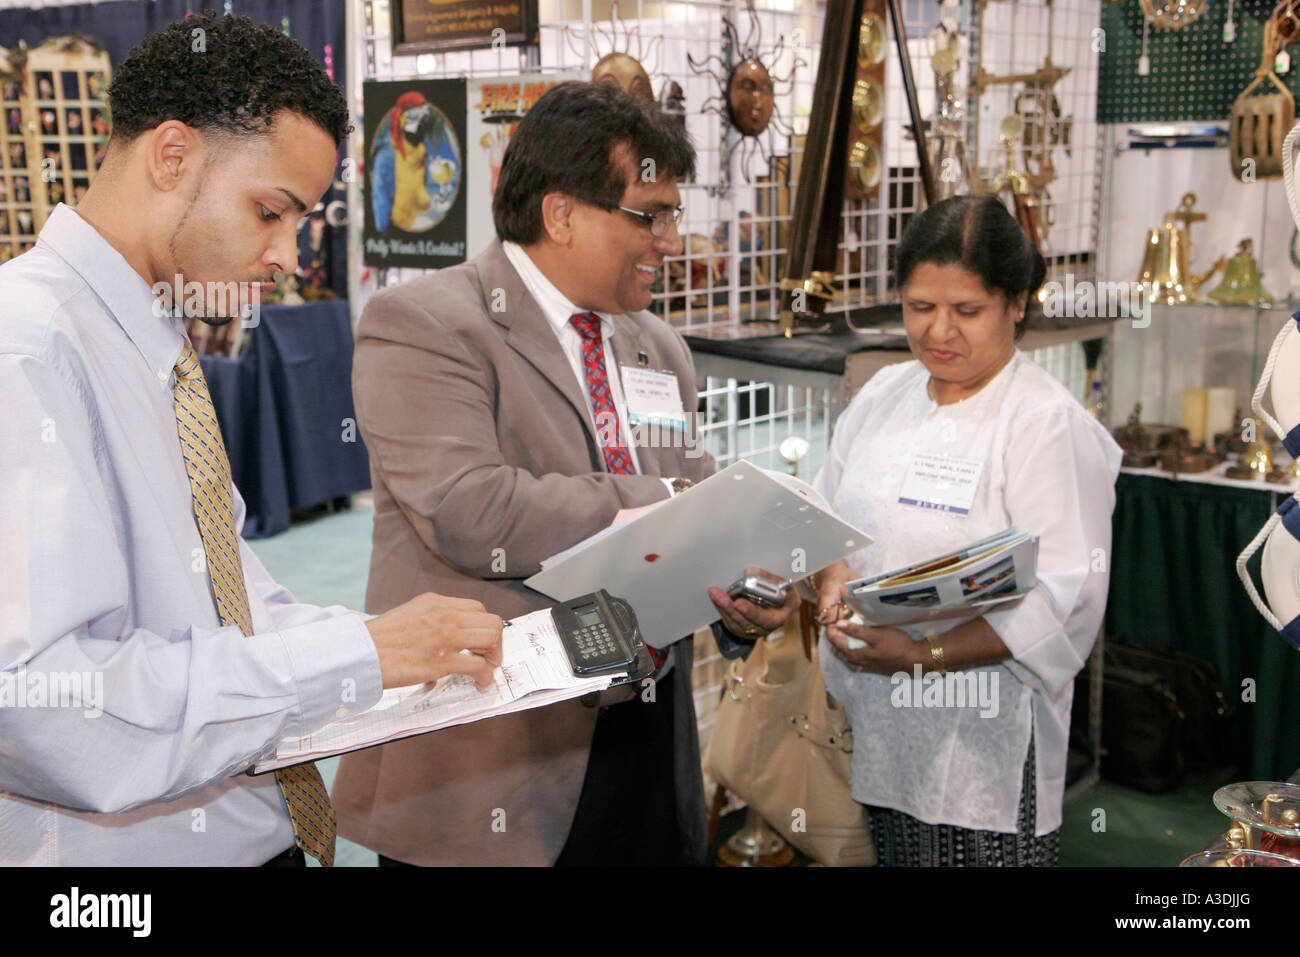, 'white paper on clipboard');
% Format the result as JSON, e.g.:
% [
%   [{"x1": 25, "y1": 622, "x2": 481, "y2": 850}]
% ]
[{"x1": 524, "y1": 460, "x2": 871, "y2": 648}]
